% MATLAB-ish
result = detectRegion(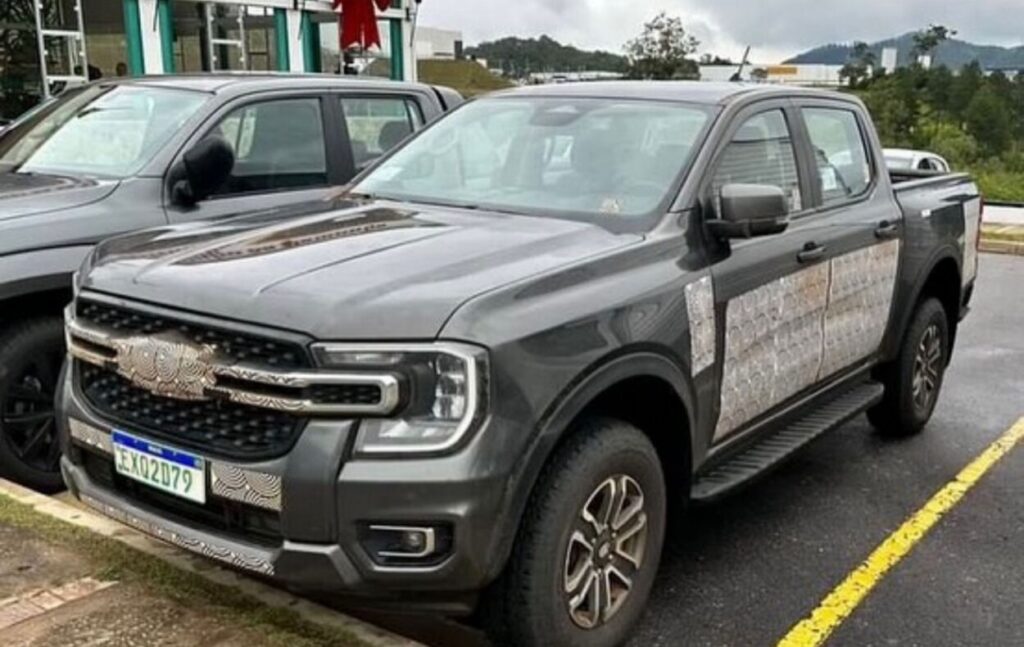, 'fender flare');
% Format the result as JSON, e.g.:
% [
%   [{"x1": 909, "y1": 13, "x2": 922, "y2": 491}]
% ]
[
  {"x1": 486, "y1": 349, "x2": 698, "y2": 580},
  {"x1": 0, "y1": 246, "x2": 92, "y2": 304},
  {"x1": 883, "y1": 245, "x2": 962, "y2": 361}
]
